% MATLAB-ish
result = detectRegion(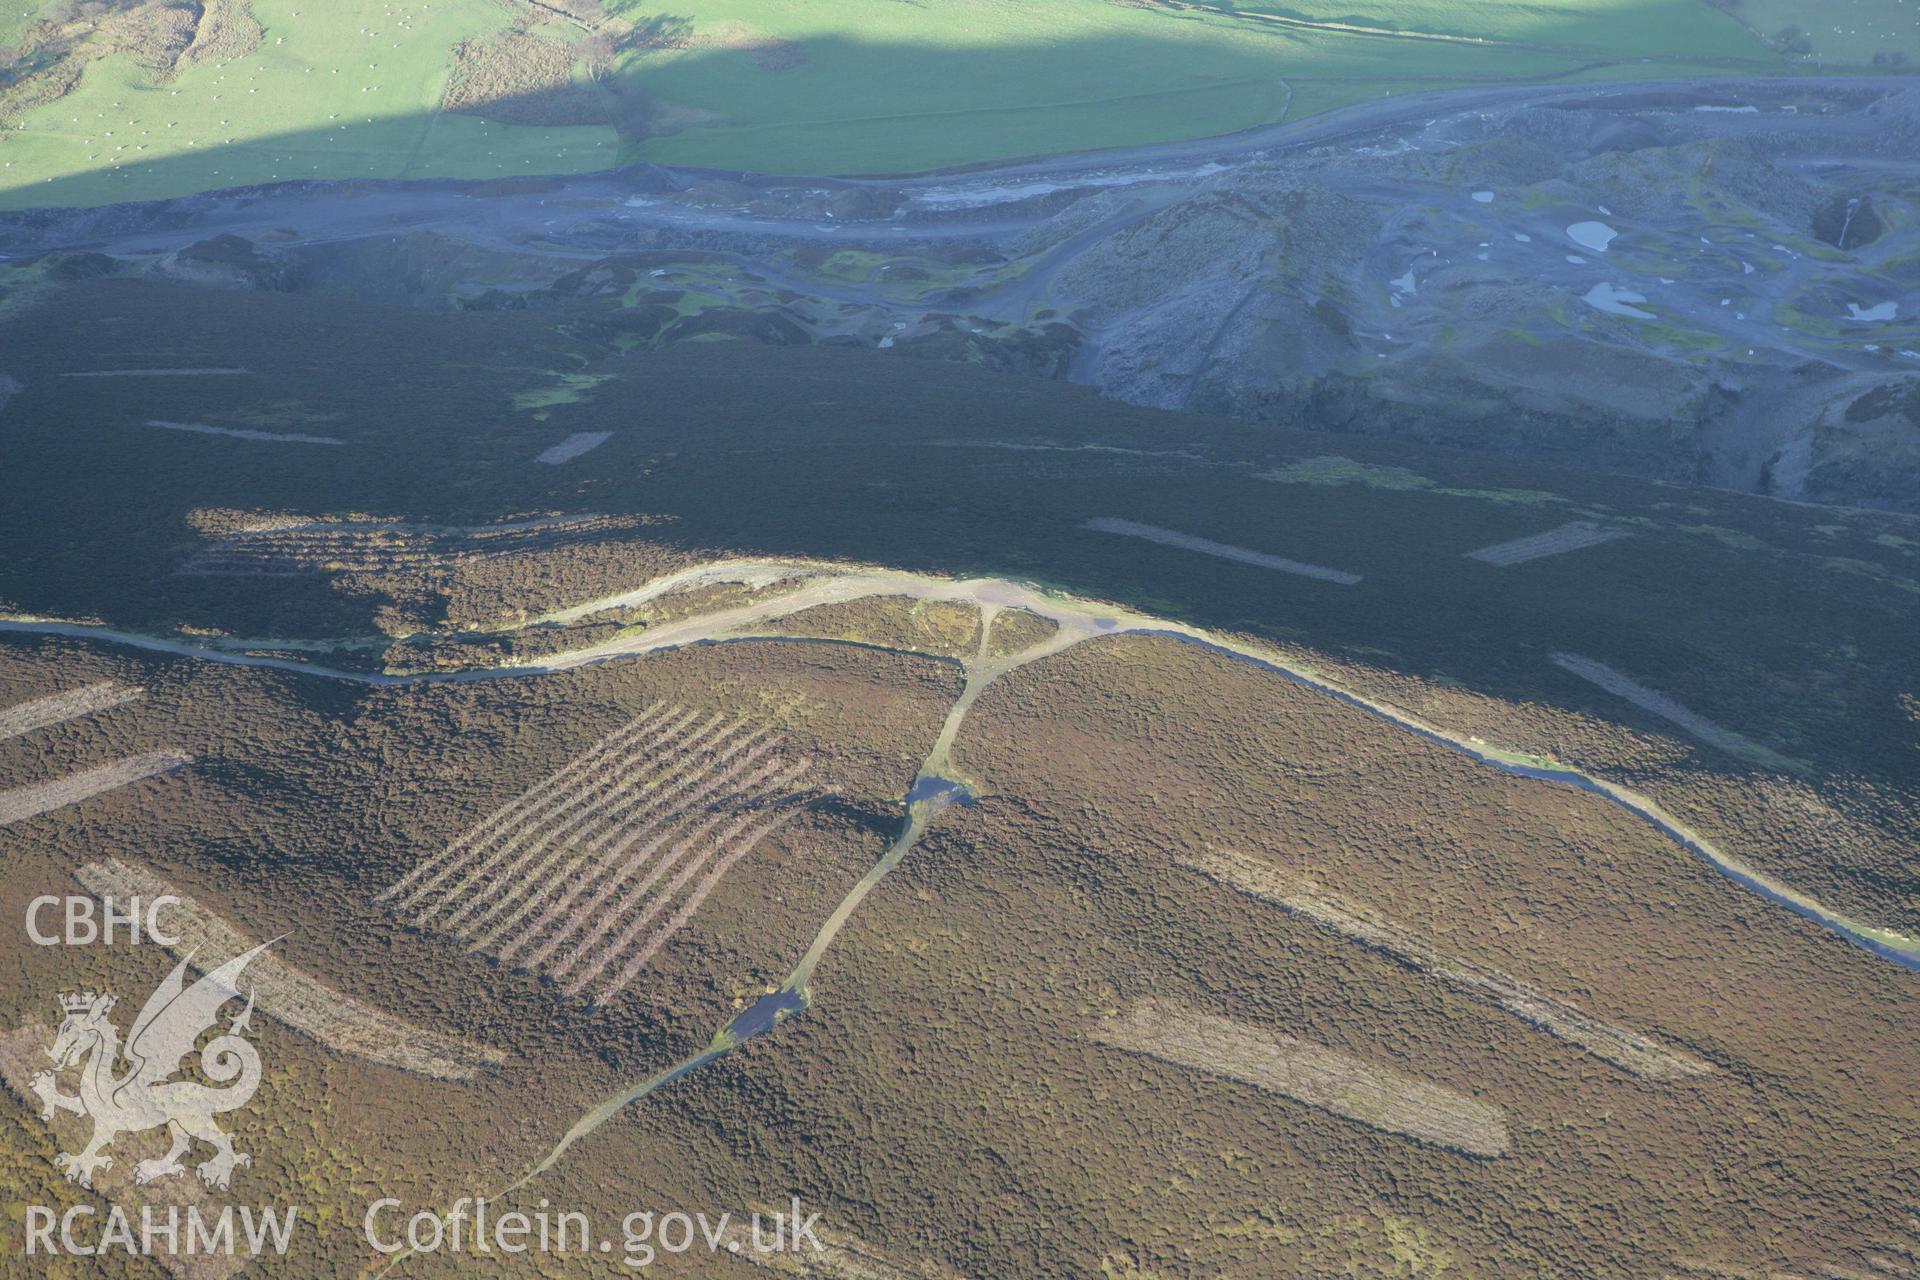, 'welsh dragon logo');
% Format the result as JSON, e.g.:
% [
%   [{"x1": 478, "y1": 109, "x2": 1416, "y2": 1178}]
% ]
[{"x1": 29, "y1": 944, "x2": 270, "y2": 1192}]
